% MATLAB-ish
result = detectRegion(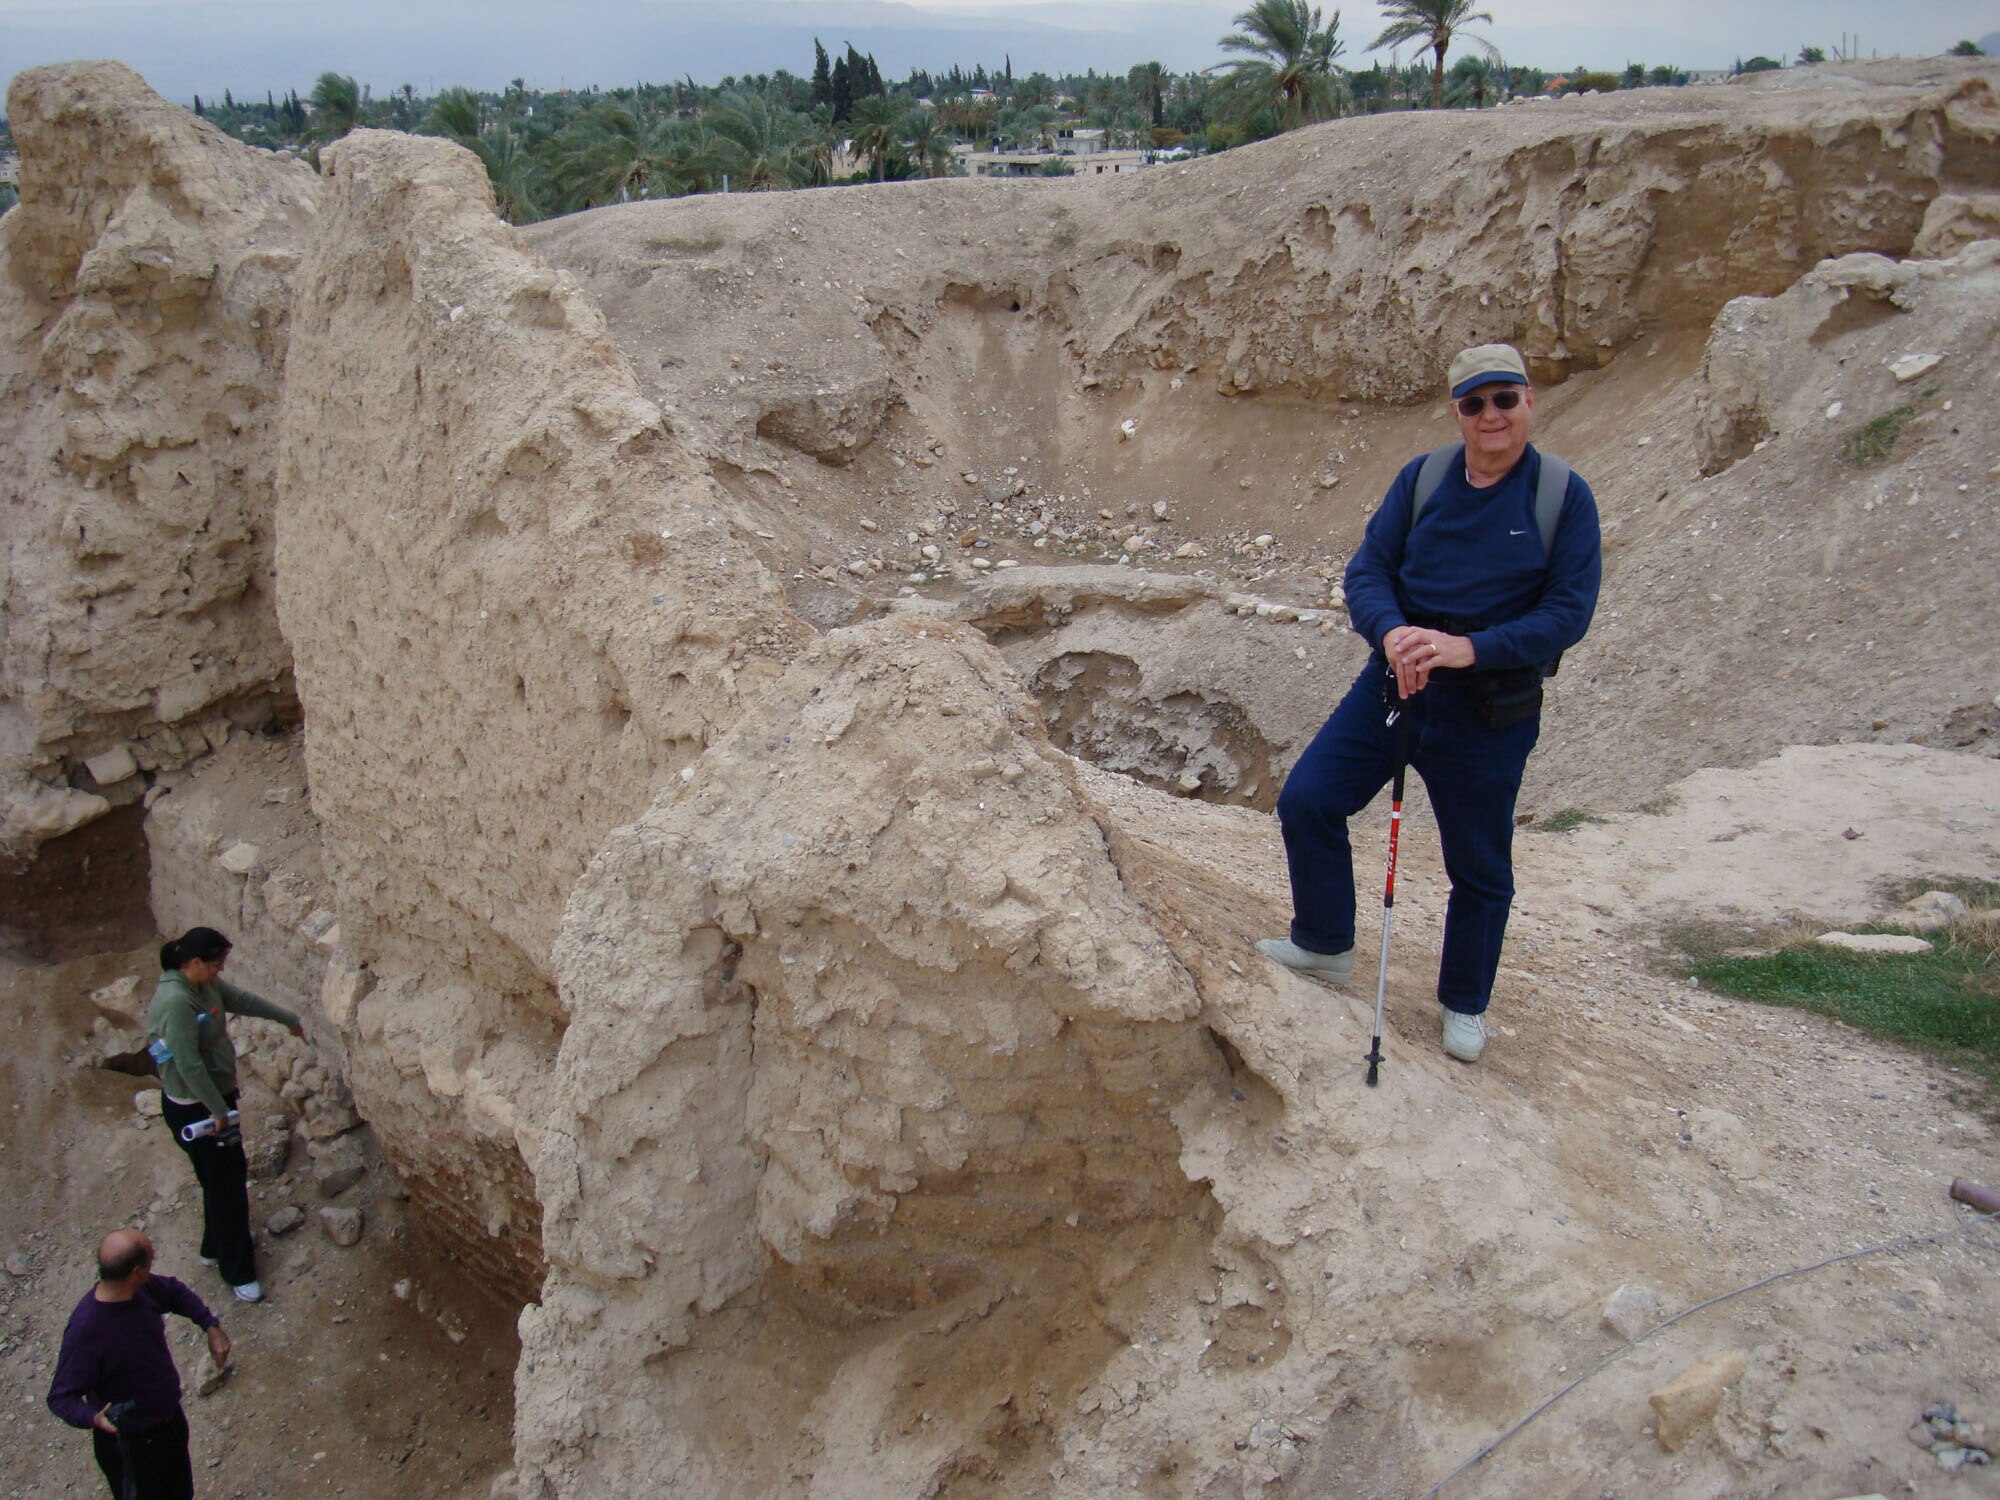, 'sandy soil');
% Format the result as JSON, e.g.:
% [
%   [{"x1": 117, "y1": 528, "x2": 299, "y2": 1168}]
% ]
[{"x1": 1079, "y1": 745, "x2": 2000, "y2": 1500}]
